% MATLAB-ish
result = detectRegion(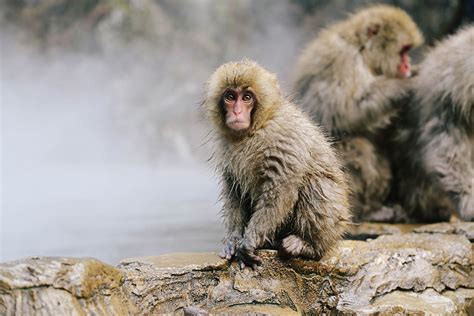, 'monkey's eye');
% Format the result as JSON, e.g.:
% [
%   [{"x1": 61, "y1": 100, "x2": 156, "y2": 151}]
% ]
[
  {"x1": 242, "y1": 93, "x2": 253, "y2": 102},
  {"x1": 224, "y1": 92, "x2": 235, "y2": 101}
]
